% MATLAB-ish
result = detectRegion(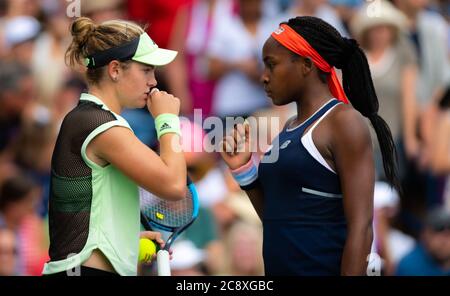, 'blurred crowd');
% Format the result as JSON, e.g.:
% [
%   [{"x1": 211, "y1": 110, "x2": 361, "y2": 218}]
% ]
[{"x1": 0, "y1": 0, "x2": 449, "y2": 276}]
